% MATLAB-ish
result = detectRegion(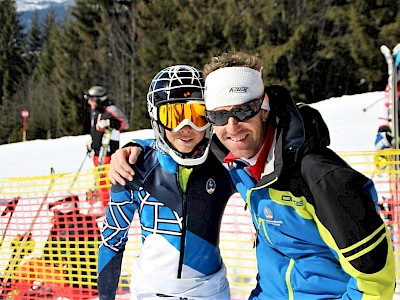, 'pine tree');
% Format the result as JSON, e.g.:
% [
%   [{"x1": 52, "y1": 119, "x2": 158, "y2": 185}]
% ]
[
  {"x1": 0, "y1": 0, "x2": 26, "y2": 103},
  {"x1": 0, "y1": 0, "x2": 27, "y2": 143},
  {"x1": 25, "y1": 10, "x2": 43, "y2": 75}
]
